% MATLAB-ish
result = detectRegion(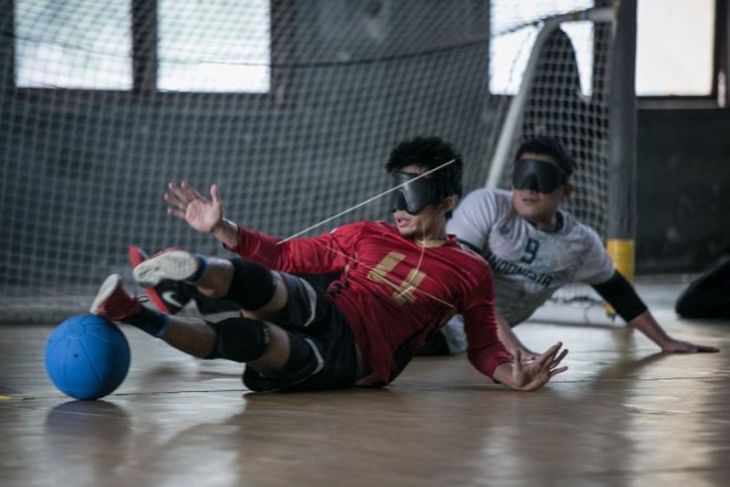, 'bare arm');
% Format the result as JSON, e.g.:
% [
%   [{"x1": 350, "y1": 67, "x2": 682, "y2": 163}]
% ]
[
  {"x1": 629, "y1": 310, "x2": 719, "y2": 353},
  {"x1": 210, "y1": 218, "x2": 240, "y2": 248},
  {"x1": 494, "y1": 312, "x2": 540, "y2": 361},
  {"x1": 593, "y1": 271, "x2": 718, "y2": 353},
  {"x1": 491, "y1": 342, "x2": 568, "y2": 391}
]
